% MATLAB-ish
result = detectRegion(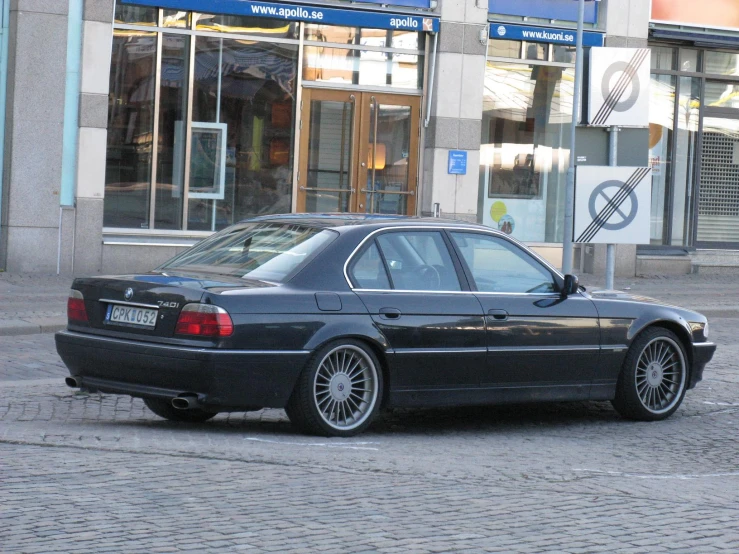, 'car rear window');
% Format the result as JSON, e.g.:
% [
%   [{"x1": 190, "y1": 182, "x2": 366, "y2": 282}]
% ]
[{"x1": 159, "y1": 223, "x2": 337, "y2": 282}]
